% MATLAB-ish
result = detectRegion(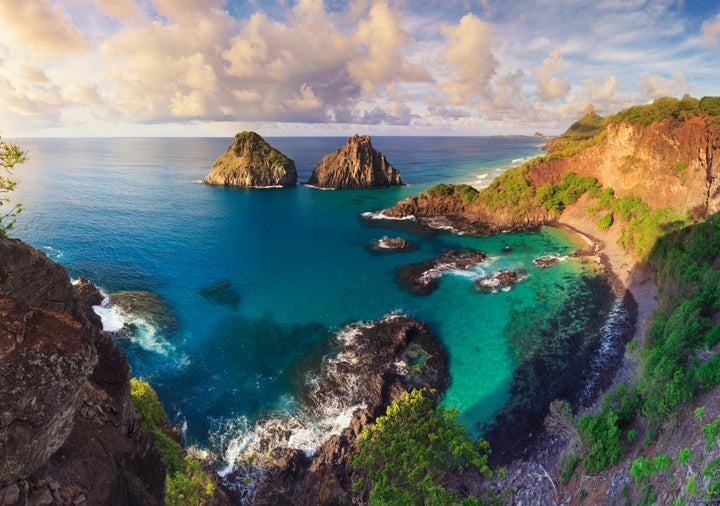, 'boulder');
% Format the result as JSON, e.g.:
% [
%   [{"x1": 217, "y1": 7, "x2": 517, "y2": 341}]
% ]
[
  {"x1": 306, "y1": 135, "x2": 403, "y2": 189},
  {"x1": 474, "y1": 269, "x2": 527, "y2": 292},
  {"x1": 203, "y1": 131, "x2": 297, "y2": 188}
]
